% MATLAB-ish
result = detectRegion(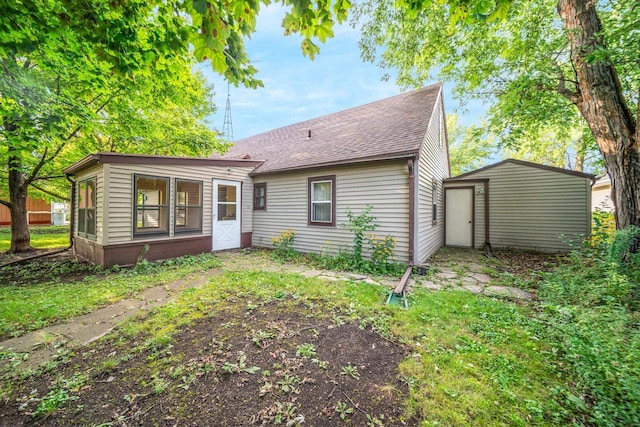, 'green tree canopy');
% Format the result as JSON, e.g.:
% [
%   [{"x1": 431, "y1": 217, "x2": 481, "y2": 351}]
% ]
[{"x1": 446, "y1": 114, "x2": 495, "y2": 176}]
